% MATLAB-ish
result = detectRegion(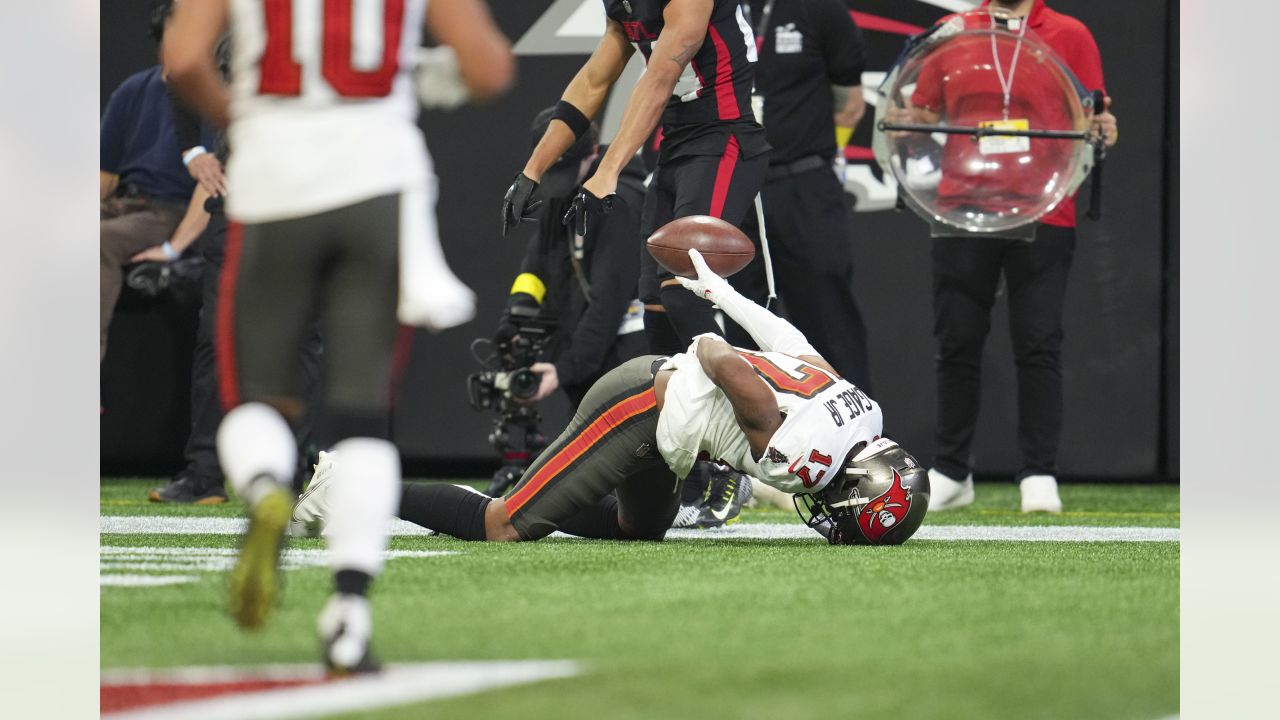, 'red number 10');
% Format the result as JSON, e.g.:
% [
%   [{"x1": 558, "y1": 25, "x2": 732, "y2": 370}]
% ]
[{"x1": 259, "y1": 0, "x2": 406, "y2": 98}]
